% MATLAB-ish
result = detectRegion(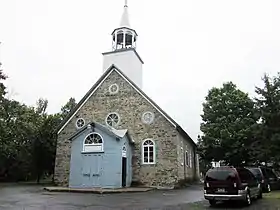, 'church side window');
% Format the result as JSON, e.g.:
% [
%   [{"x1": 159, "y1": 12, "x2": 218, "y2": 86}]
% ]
[
  {"x1": 83, "y1": 132, "x2": 103, "y2": 152},
  {"x1": 142, "y1": 139, "x2": 155, "y2": 164},
  {"x1": 185, "y1": 151, "x2": 189, "y2": 166},
  {"x1": 189, "y1": 151, "x2": 192, "y2": 168},
  {"x1": 106, "y1": 112, "x2": 120, "y2": 127},
  {"x1": 76, "y1": 118, "x2": 85, "y2": 129}
]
